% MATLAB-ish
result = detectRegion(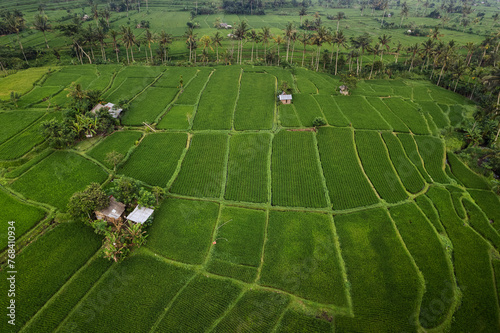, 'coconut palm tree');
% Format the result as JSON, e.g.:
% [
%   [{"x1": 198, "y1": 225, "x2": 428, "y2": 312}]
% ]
[
  {"x1": 5, "y1": 11, "x2": 28, "y2": 64},
  {"x1": 299, "y1": 7, "x2": 307, "y2": 25},
  {"x1": 369, "y1": 43, "x2": 384, "y2": 79},
  {"x1": 284, "y1": 22, "x2": 296, "y2": 62},
  {"x1": 436, "y1": 41, "x2": 456, "y2": 86},
  {"x1": 464, "y1": 42, "x2": 475, "y2": 66},
  {"x1": 33, "y1": 14, "x2": 51, "y2": 49},
  {"x1": 158, "y1": 30, "x2": 172, "y2": 63},
  {"x1": 235, "y1": 21, "x2": 249, "y2": 64},
  {"x1": 273, "y1": 35, "x2": 285, "y2": 66},
  {"x1": 332, "y1": 30, "x2": 348, "y2": 75},
  {"x1": 184, "y1": 27, "x2": 197, "y2": 62},
  {"x1": 393, "y1": 41, "x2": 403, "y2": 64},
  {"x1": 380, "y1": 1, "x2": 389, "y2": 27},
  {"x1": 212, "y1": 31, "x2": 223, "y2": 63},
  {"x1": 92, "y1": 4, "x2": 99, "y2": 27},
  {"x1": 451, "y1": 58, "x2": 466, "y2": 92},
  {"x1": 400, "y1": 2, "x2": 409, "y2": 27},
  {"x1": 350, "y1": 33, "x2": 372, "y2": 75},
  {"x1": 311, "y1": 26, "x2": 329, "y2": 71},
  {"x1": 200, "y1": 35, "x2": 213, "y2": 63},
  {"x1": 420, "y1": 38, "x2": 434, "y2": 70},
  {"x1": 110, "y1": 29, "x2": 120, "y2": 63},
  {"x1": 378, "y1": 34, "x2": 391, "y2": 62},
  {"x1": 145, "y1": 29, "x2": 155, "y2": 63},
  {"x1": 482, "y1": 70, "x2": 500, "y2": 142},
  {"x1": 407, "y1": 43, "x2": 420, "y2": 72},
  {"x1": 299, "y1": 32, "x2": 310, "y2": 67},
  {"x1": 122, "y1": 26, "x2": 137, "y2": 64},
  {"x1": 101, "y1": 7, "x2": 111, "y2": 27},
  {"x1": 260, "y1": 27, "x2": 271, "y2": 64},
  {"x1": 96, "y1": 27, "x2": 107, "y2": 61},
  {"x1": 289, "y1": 31, "x2": 297, "y2": 65},
  {"x1": 249, "y1": 29, "x2": 259, "y2": 62},
  {"x1": 335, "y1": 12, "x2": 345, "y2": 32}
]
